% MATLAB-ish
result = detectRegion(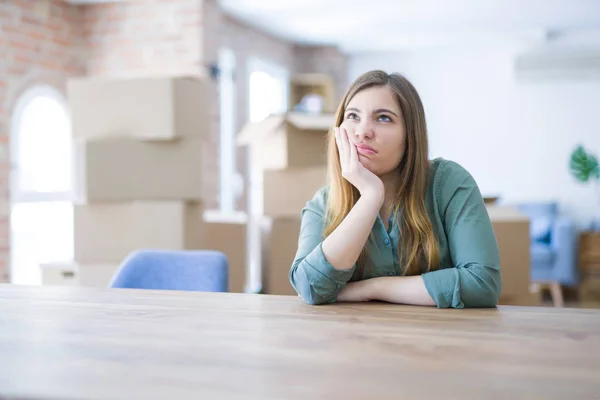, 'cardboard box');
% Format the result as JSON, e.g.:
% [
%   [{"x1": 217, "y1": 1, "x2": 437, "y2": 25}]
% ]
[
  {"x1": 263, "y1": 167, "x2": 327, "y2": 217},
  {"x1": 73, "y1": 137, "x2": 203, "y2": 202},
  {"x1": 237, "y1": 112, "x2": 333, "y2": 170},
  {"x1": 40, "y1": 262, "x2": 79, "y2": 286},
  {"x1": 68, "y1": 76, "x2": 208, "y2": 140},
  {"x1": 487, "y1": 206, "x2": 532, "y2": 303},
  {"x1": 261, "y1": 216, "x2": 301, "y2": 295},
  {"x1": 203, "y1": 211, "x2": 248, "y2": 293},
  {"x1": 74, "y1": 201, "x2": 204, "y2": 263}
]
